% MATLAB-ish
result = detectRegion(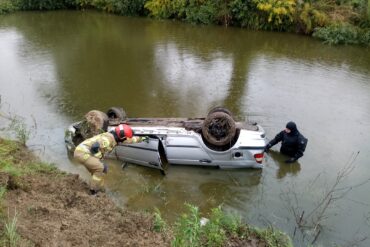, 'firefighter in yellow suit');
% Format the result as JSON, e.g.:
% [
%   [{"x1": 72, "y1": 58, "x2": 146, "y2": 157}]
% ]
[{"x1": 74, "y1": 124, "x2": 147, "y2": 195}]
